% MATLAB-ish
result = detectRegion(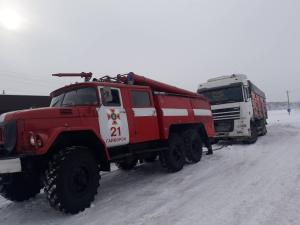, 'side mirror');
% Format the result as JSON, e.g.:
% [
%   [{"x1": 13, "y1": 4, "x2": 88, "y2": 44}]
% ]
[{"x1": 102, "y1": 87, "x2": 113, "y2": 103}]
